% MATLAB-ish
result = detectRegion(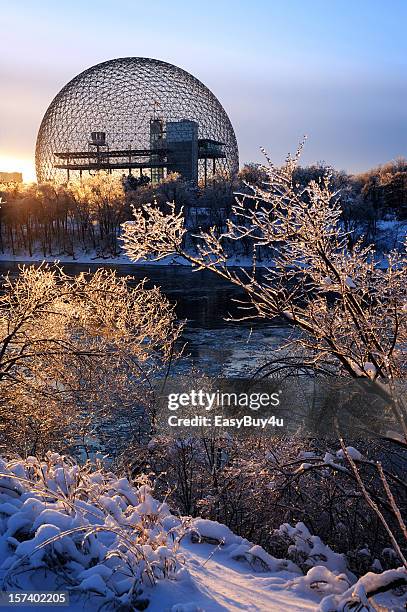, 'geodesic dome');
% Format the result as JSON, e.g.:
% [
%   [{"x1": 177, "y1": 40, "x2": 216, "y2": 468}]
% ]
[{"x1": 35, "y1": 57, "x2": 239, "y2": 184}]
